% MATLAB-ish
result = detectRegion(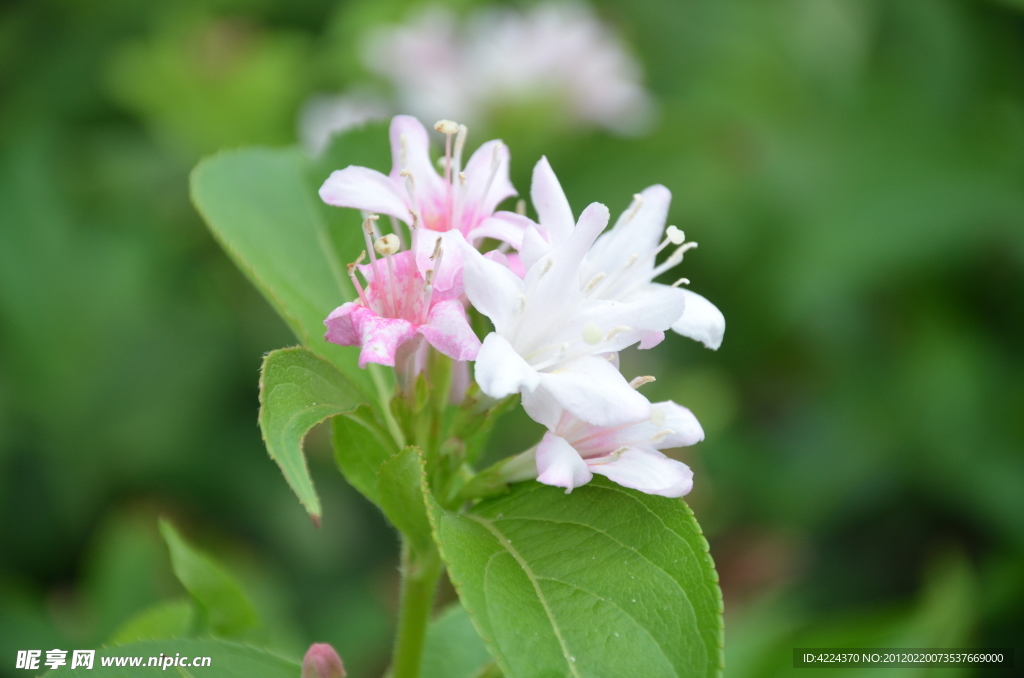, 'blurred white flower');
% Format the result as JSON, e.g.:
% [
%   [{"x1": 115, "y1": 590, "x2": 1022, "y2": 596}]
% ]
[
  {"x1": 298, "y1": 92, "x2": 388, "y2": 156},
  {"x1": 362, "y1": 2, "x2": 655, "y2": 135}
]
